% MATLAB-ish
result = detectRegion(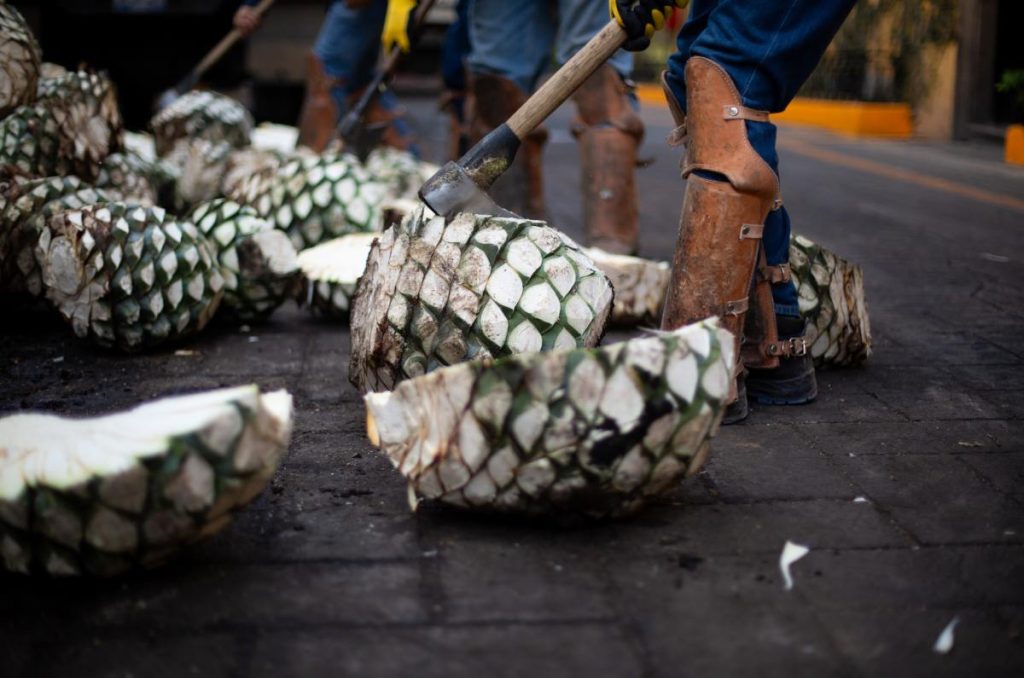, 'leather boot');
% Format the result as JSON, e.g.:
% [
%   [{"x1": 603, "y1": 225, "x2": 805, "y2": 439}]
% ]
[
  {"x1": 572, "y1": 66, "x2": 644, "y2": 255},
  {"x1": 746, "y1": 315, "x2": 817, "y2": 405},
  {"x1": 467, "y1": 73, "x2": 548, "y2": 220},
  {"x1": 296, "y1": 52, "x2": 341, "y2": 153},
  {"x1": 659, "y1": 58, "x2": 786, "y2": 422}
]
